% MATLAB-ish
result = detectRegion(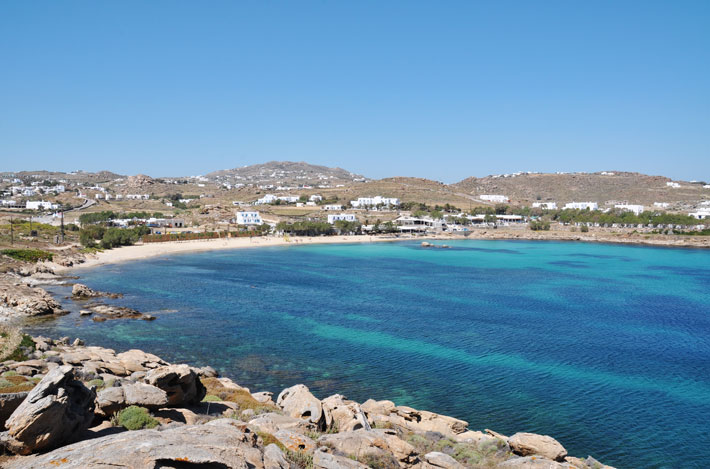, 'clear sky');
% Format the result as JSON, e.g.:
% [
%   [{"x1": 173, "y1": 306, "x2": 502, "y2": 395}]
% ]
[{"x1": 1, "y1": 1, "x2": 708, "y2": 182}]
